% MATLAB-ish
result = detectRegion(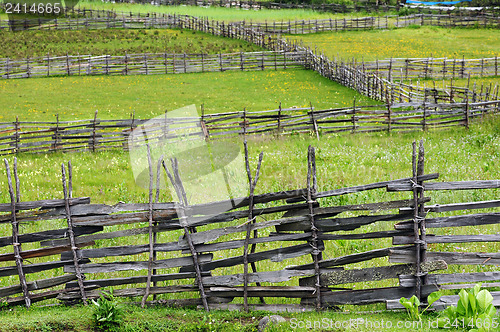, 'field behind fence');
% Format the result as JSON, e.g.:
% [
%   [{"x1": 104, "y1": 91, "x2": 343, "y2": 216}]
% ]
[
  {"x1": 0, "y1": 142, "x2": 499, "y2": 311},
  {"x1": 0, "y1": 100, "x2": 499, "y2": 155}
]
